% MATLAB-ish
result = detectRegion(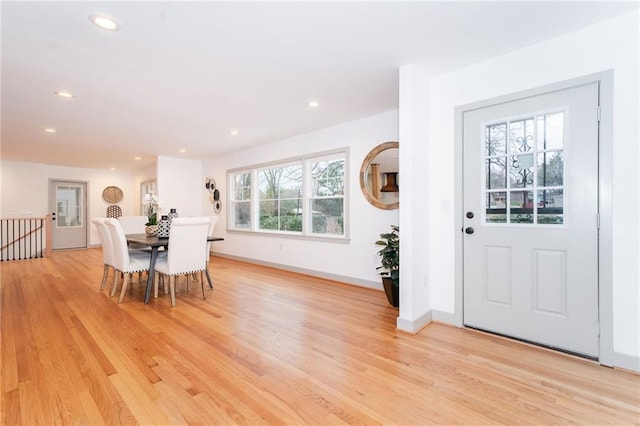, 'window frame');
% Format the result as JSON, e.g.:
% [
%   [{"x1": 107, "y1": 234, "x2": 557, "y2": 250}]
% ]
[{"x1": 227, "y1": 148, "x2": 349, "y2": 241}]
